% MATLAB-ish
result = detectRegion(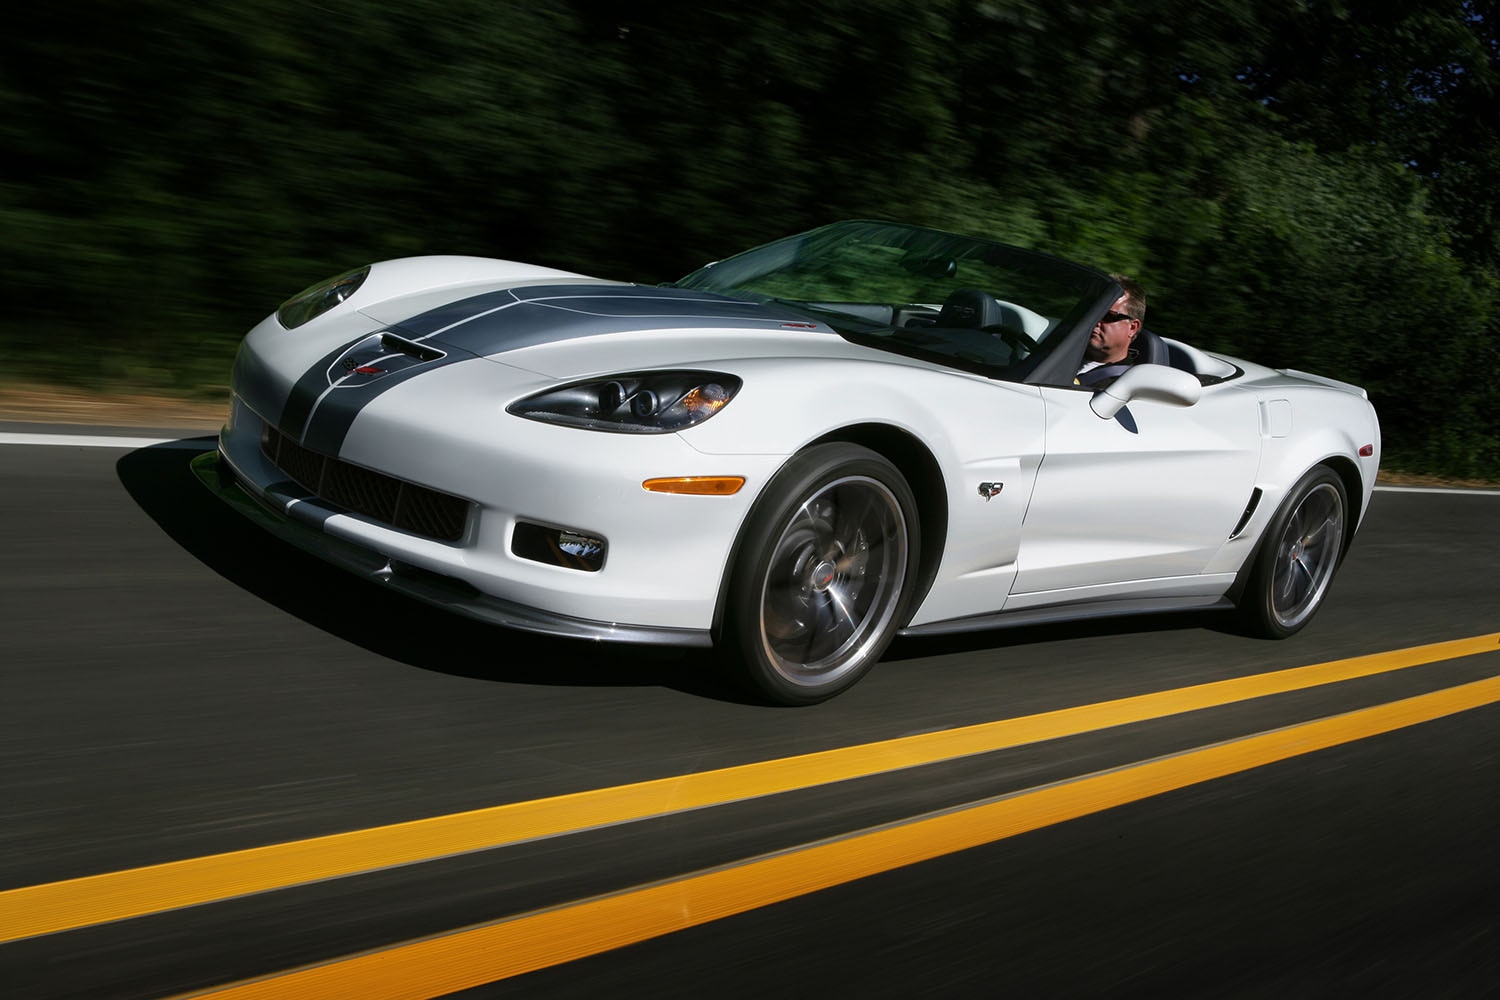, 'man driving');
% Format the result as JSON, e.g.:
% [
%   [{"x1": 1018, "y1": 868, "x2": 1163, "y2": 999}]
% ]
[{"x1": 1076, "y1": 274, "x2": 1145, "y2": 388}]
